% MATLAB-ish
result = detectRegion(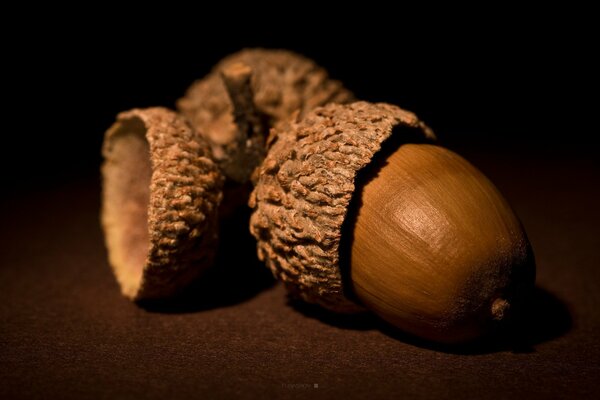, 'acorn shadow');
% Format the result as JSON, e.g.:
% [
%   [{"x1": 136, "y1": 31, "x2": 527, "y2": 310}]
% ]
[
  {"x1": 288, "y1": 298, "x2": 378, "y2": 331},
  {"x1": 290, "y1": 286, "x2": 573, "y2": 354},
  {"x1": 140, "y1": 205, "x2": 275, "y2": 314}
]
